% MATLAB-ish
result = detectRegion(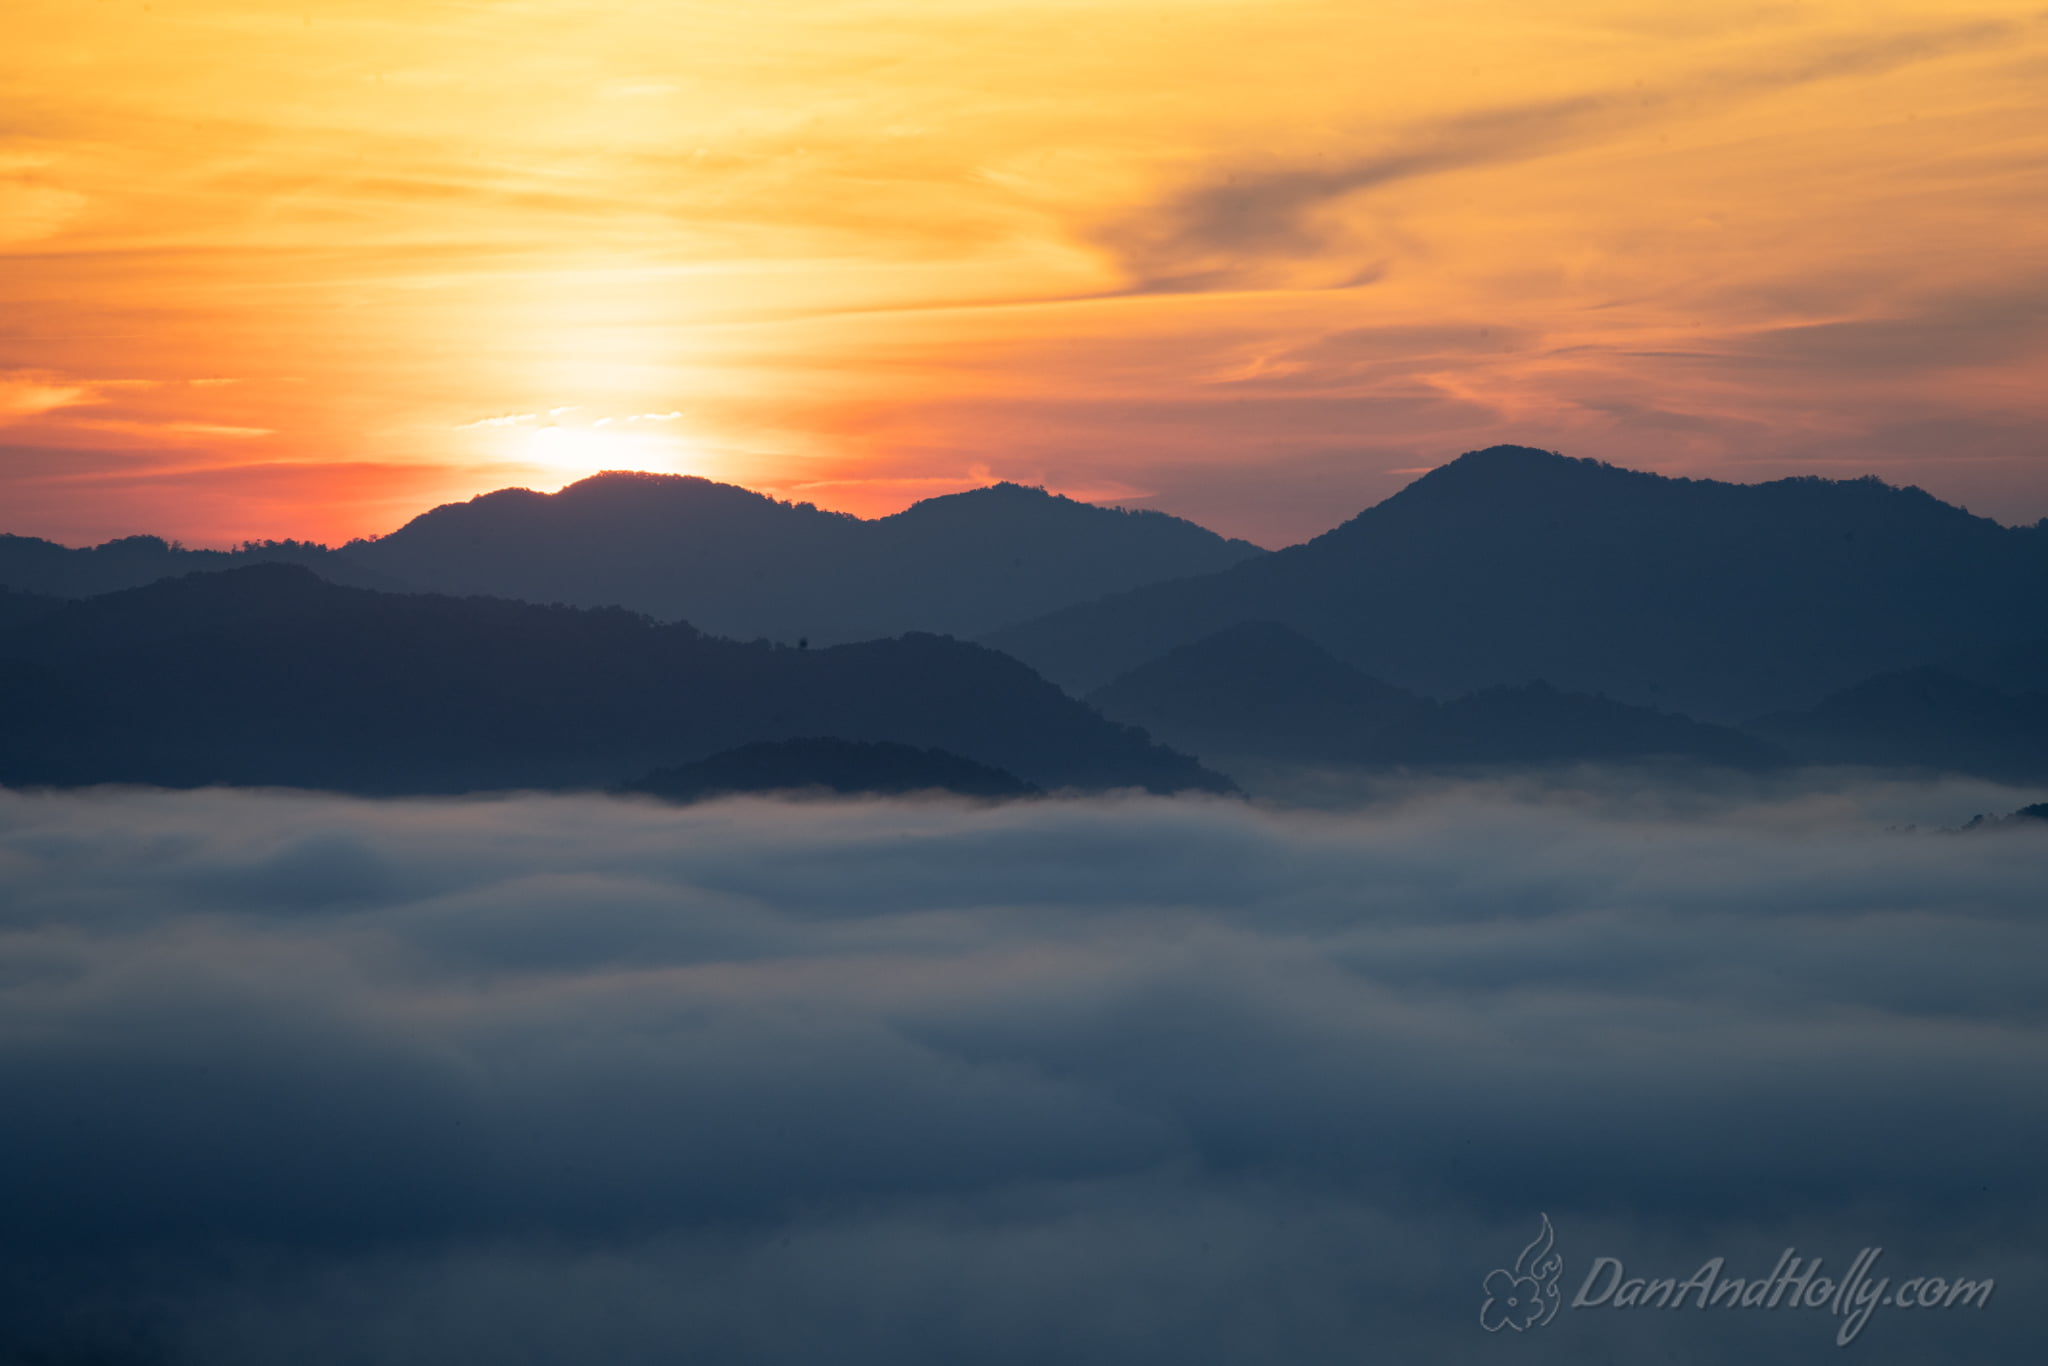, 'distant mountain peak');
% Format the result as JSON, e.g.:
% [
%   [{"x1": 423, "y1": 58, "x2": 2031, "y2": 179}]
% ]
[
  {"x1": 555, "y1": 470, "x2": 796, "y2": 504},
  {"x1": 1438, "y1": 443, "x2": 1576, "y2": 470},
  {"x1": 1386, "y1": 445, "x2": 1642, "y2": 500},
  {"x1": 305, "y1": 470, "x2": 1268, "y2": 646},
  {"x1": 883, "y1": 481, "x2": 1106, "y2": 520},
  {"x1": 568, "y1": 470, "x2": 707, "y2": 489},
  {"x1": 1392, "y1": 444, "x2": 1968, "y2": 518},
  {"x1": 963, "y1": 480, "x2": 1057, "y2": 499},
  {"x1": 988, "y1": 444, "x2": 2048, "y2": 717},
  {"x1": 1327, "y1": 444, "x2": 1998, "y2": 547}
]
